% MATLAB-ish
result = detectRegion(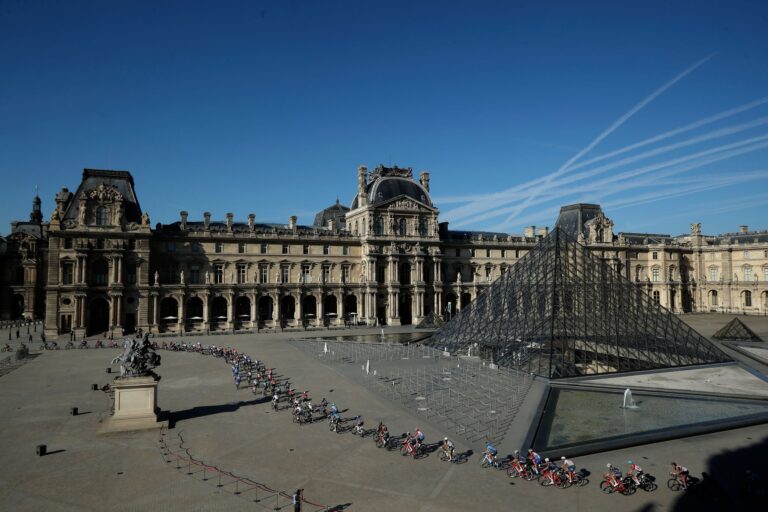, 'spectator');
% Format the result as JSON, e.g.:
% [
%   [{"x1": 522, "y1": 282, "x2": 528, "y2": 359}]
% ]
[{"x1": 292, "y1": 489, "x2": 303, "y2": 512}]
